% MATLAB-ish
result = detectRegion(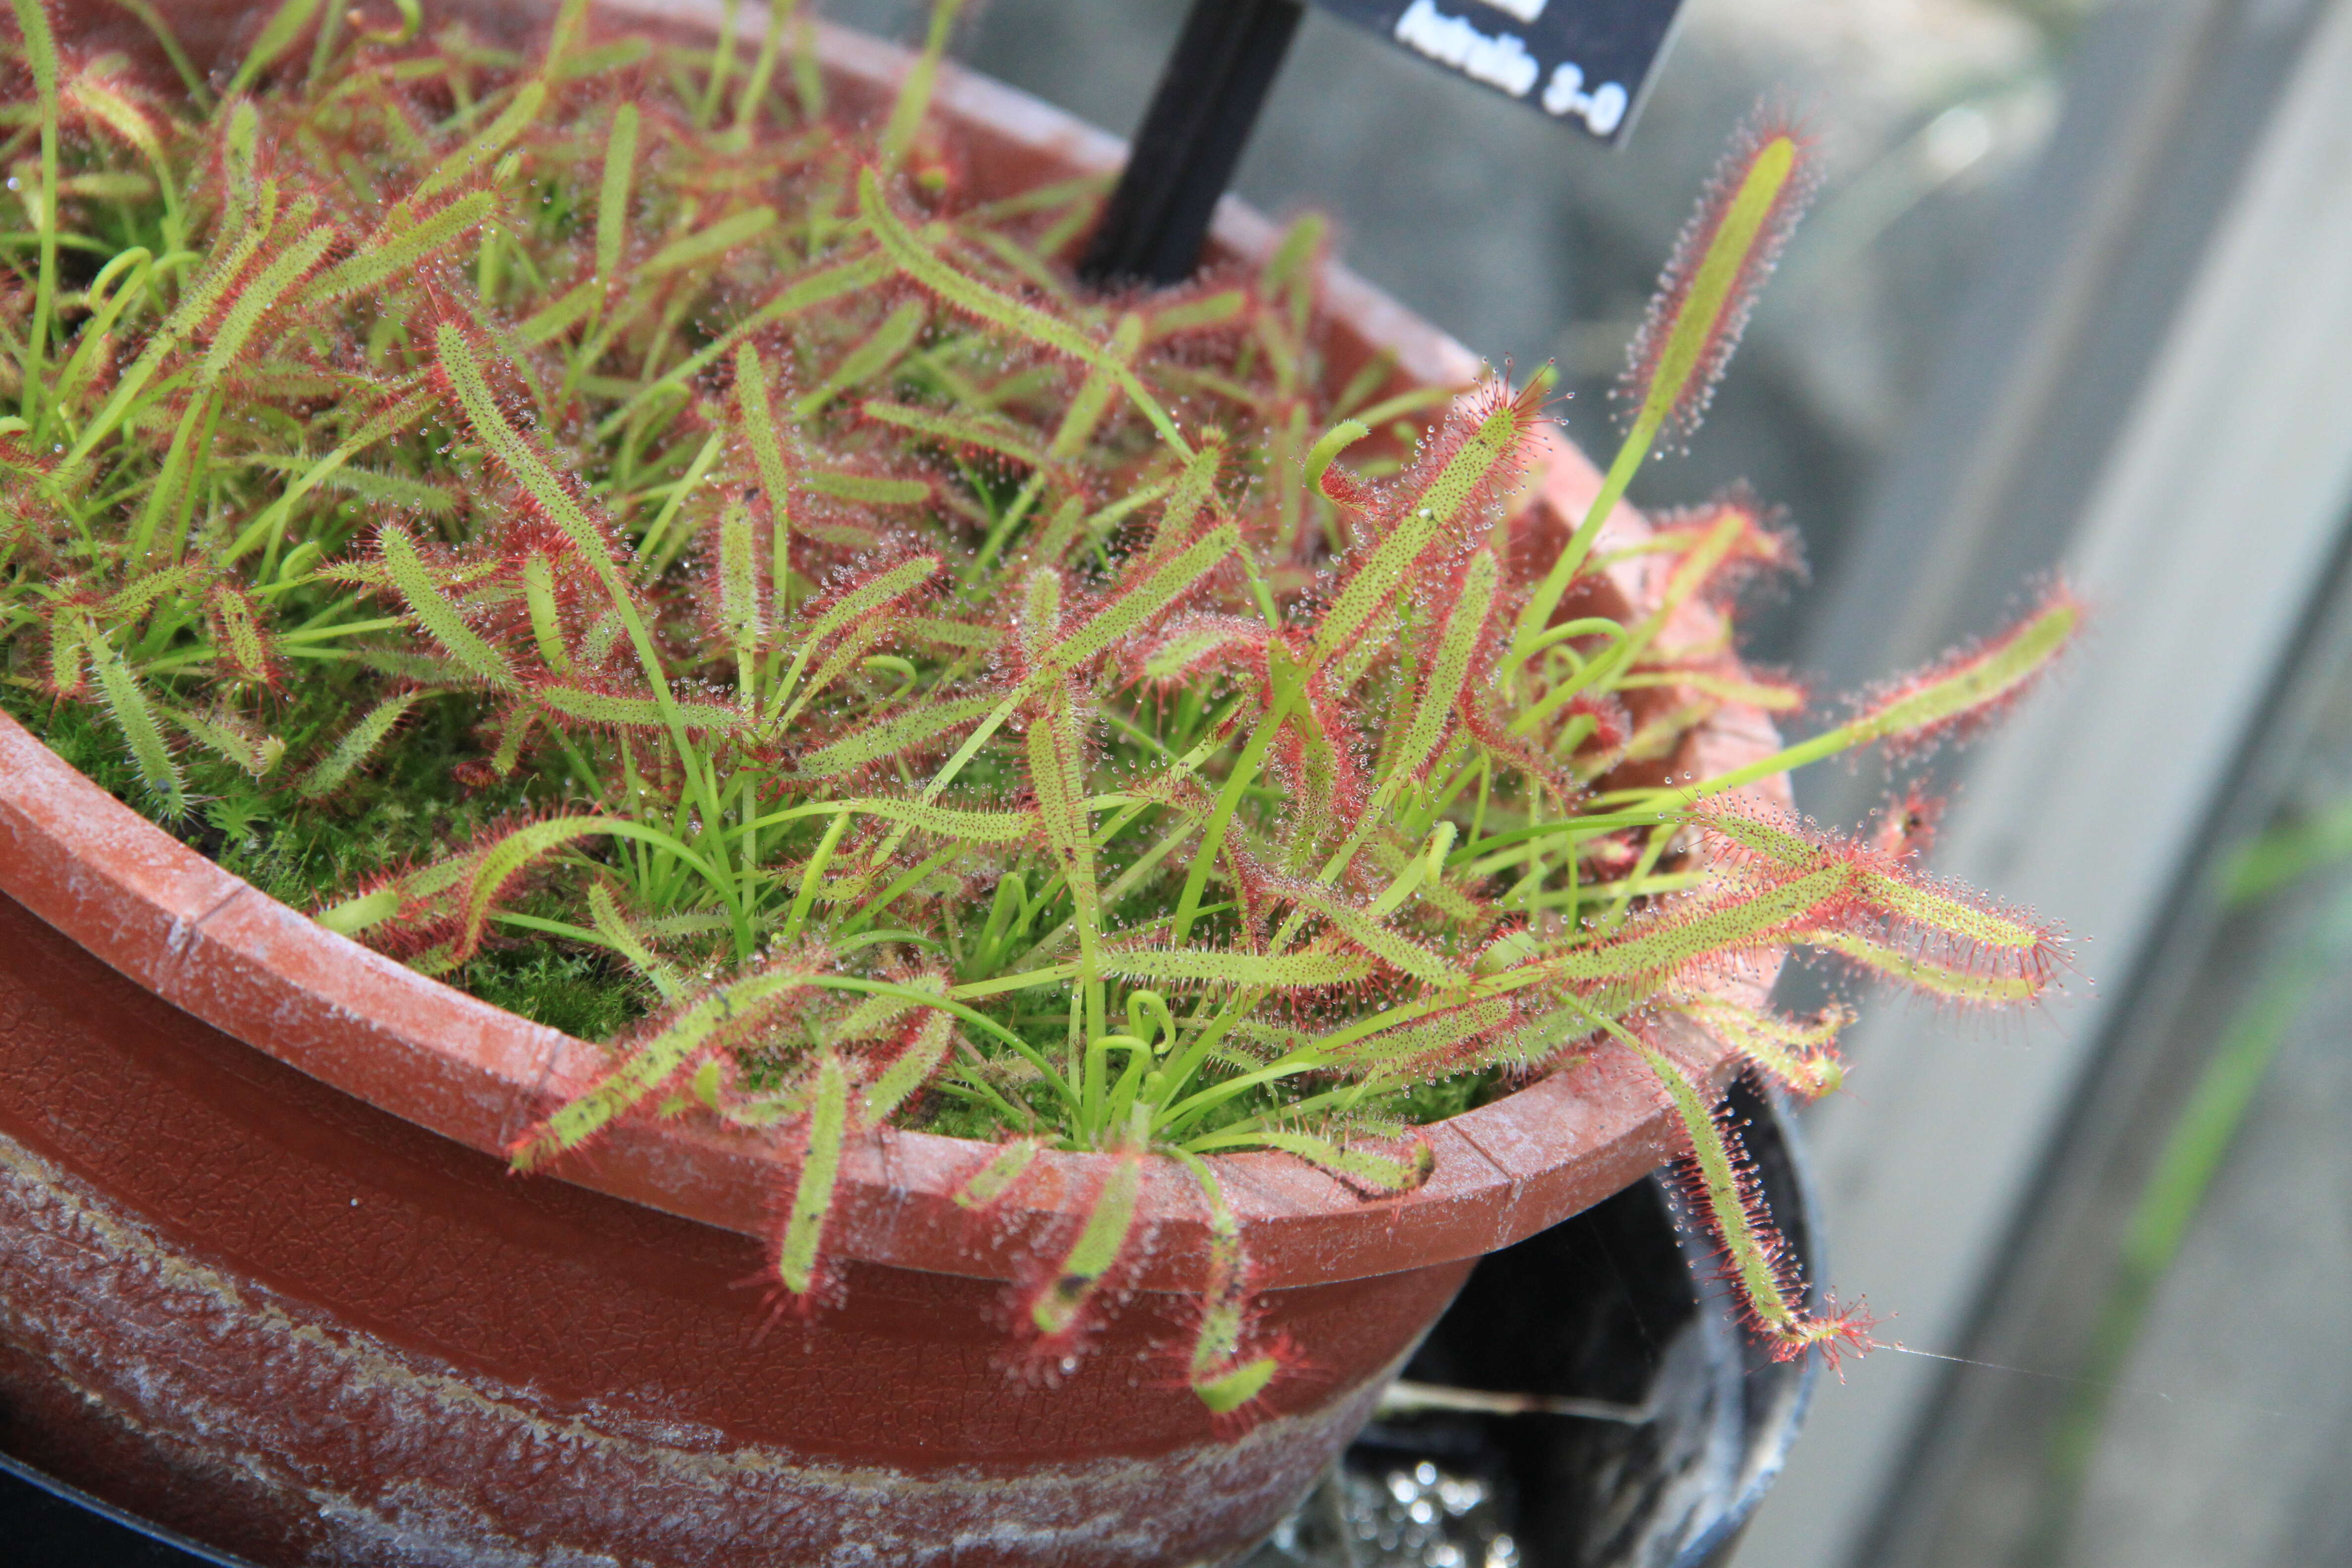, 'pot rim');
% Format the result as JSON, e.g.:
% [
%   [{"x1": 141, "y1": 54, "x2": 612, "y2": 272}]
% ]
[{"x1": 0, "y1": 4, "x2": 1788, "y2": 1295}]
